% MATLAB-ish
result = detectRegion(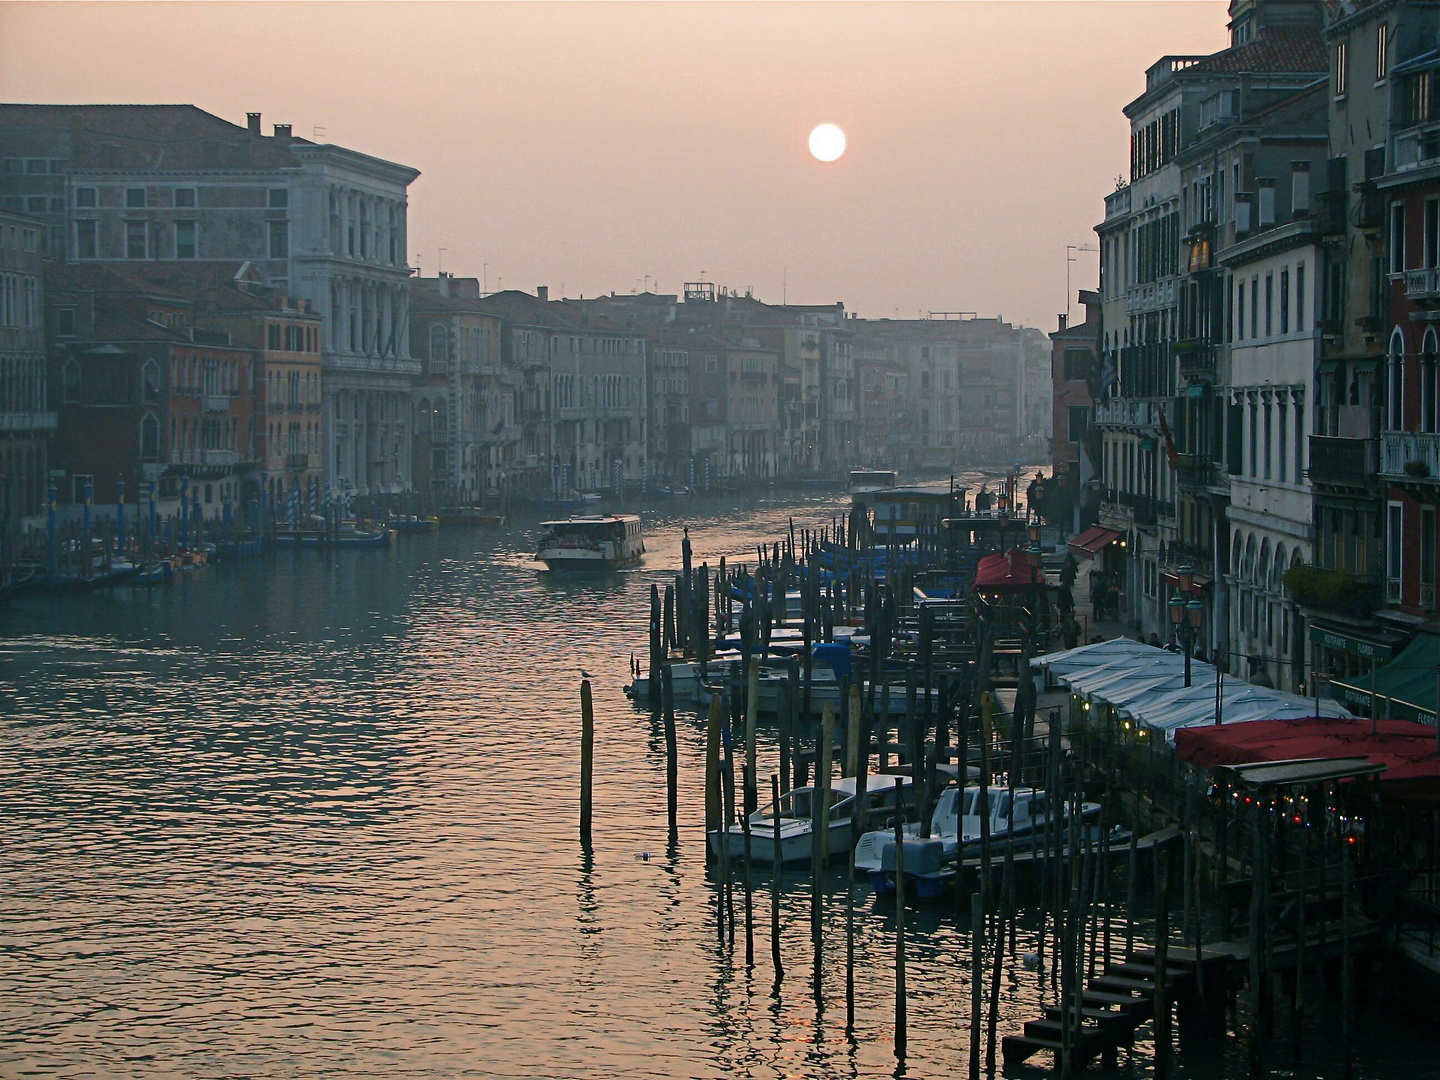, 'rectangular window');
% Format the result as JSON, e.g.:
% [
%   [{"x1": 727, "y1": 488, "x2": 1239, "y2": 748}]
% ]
[
  {"x1": 1266, "y1": 273, "x2": 1274, "y2": 336},
  {"x1": 24, "y1": 158, "x2": 45, "y2": 174},
  {"x1": 1296, "y1": 263, "x2": 1306, "y2": 330},
  {"x1": 1422, "y1": 507, "x2": 1436, "y2": 602},
  {"x1": 1281, "y1": 268, "x2": 1291, "y2": 333},
  {"x1": 1391, "y1": 202, "x2": 1406, "y2": 273},
  {"x1": 175, "y1": 220, "x2": 196, "y2": 259},
  {"x1": 175, "y1": 187, "x2": 196, "y2": 208},
  {"x1": 125, "y1": 220, "x2": 146, "y2": 259},
  {"x1": 125, "y1": 187, "x2": 146, "y2": 208},
  {"x1": 24, "y1": 196, "x2": 44, "y2": 214},
  {"x1": 73, "y1": 187, "x2": 96, "y2": 209},
  {"x1": 1291, "y1": 163, "x2": 1310, "y2": 214},
  {"x1": 268, "y1": 188, "x2": 288, "y2": 209},
  {"x1": 1387, "y1": 502, "x2": 1403, "y2": 596},
  {"x1": 1278, "y1": 402, "x2": 1288, "y2": 479},
  {"x1": 1251, "y1": 275, "x2": 1259, "y2": 338},
  {"x1": 1426, "y1": 200, "x2": 1439, "y2": 268},
  {"x1": 268, "y1": 219, "x2": 289, "y2": 258},
  {"x1": 1237, "y1": 280, "x2": 1245, "y2": 341},
  {"x1": 1377, "y1": 23, "x2": 1389, "y2": 82},
  {"x1": 75, "y1": 220, "x2": 96, "y2": 259},
  {"x1": 1336, "y1": 40, "x2": 1348, "y2": 96},
  {"x1": 1068, "y1": 405, "x2": 1090, "y2": 444}
]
